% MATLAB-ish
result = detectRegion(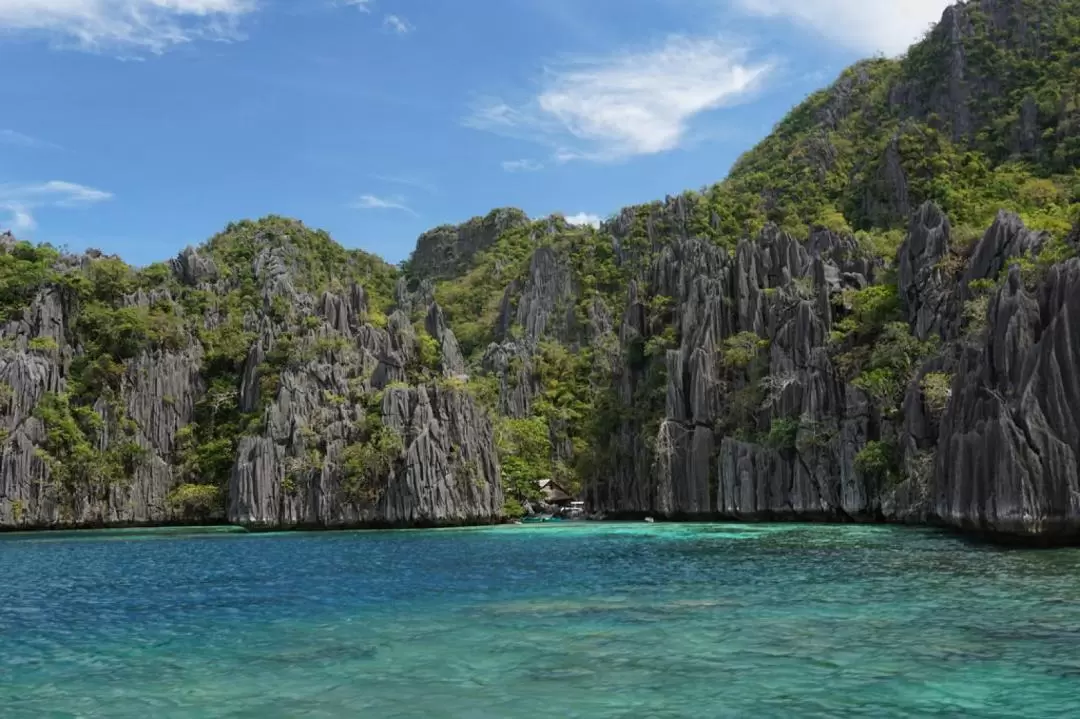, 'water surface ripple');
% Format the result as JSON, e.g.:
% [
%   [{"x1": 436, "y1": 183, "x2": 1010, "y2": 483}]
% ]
[{"x1": 3, "y1": 523, "x2": 1079, "y2": 717}]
